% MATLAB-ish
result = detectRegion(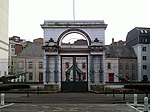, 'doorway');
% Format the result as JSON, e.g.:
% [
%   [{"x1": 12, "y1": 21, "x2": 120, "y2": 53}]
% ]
[{"x1": 61, "y1": 56, "x2": 88, "y2": 92}]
